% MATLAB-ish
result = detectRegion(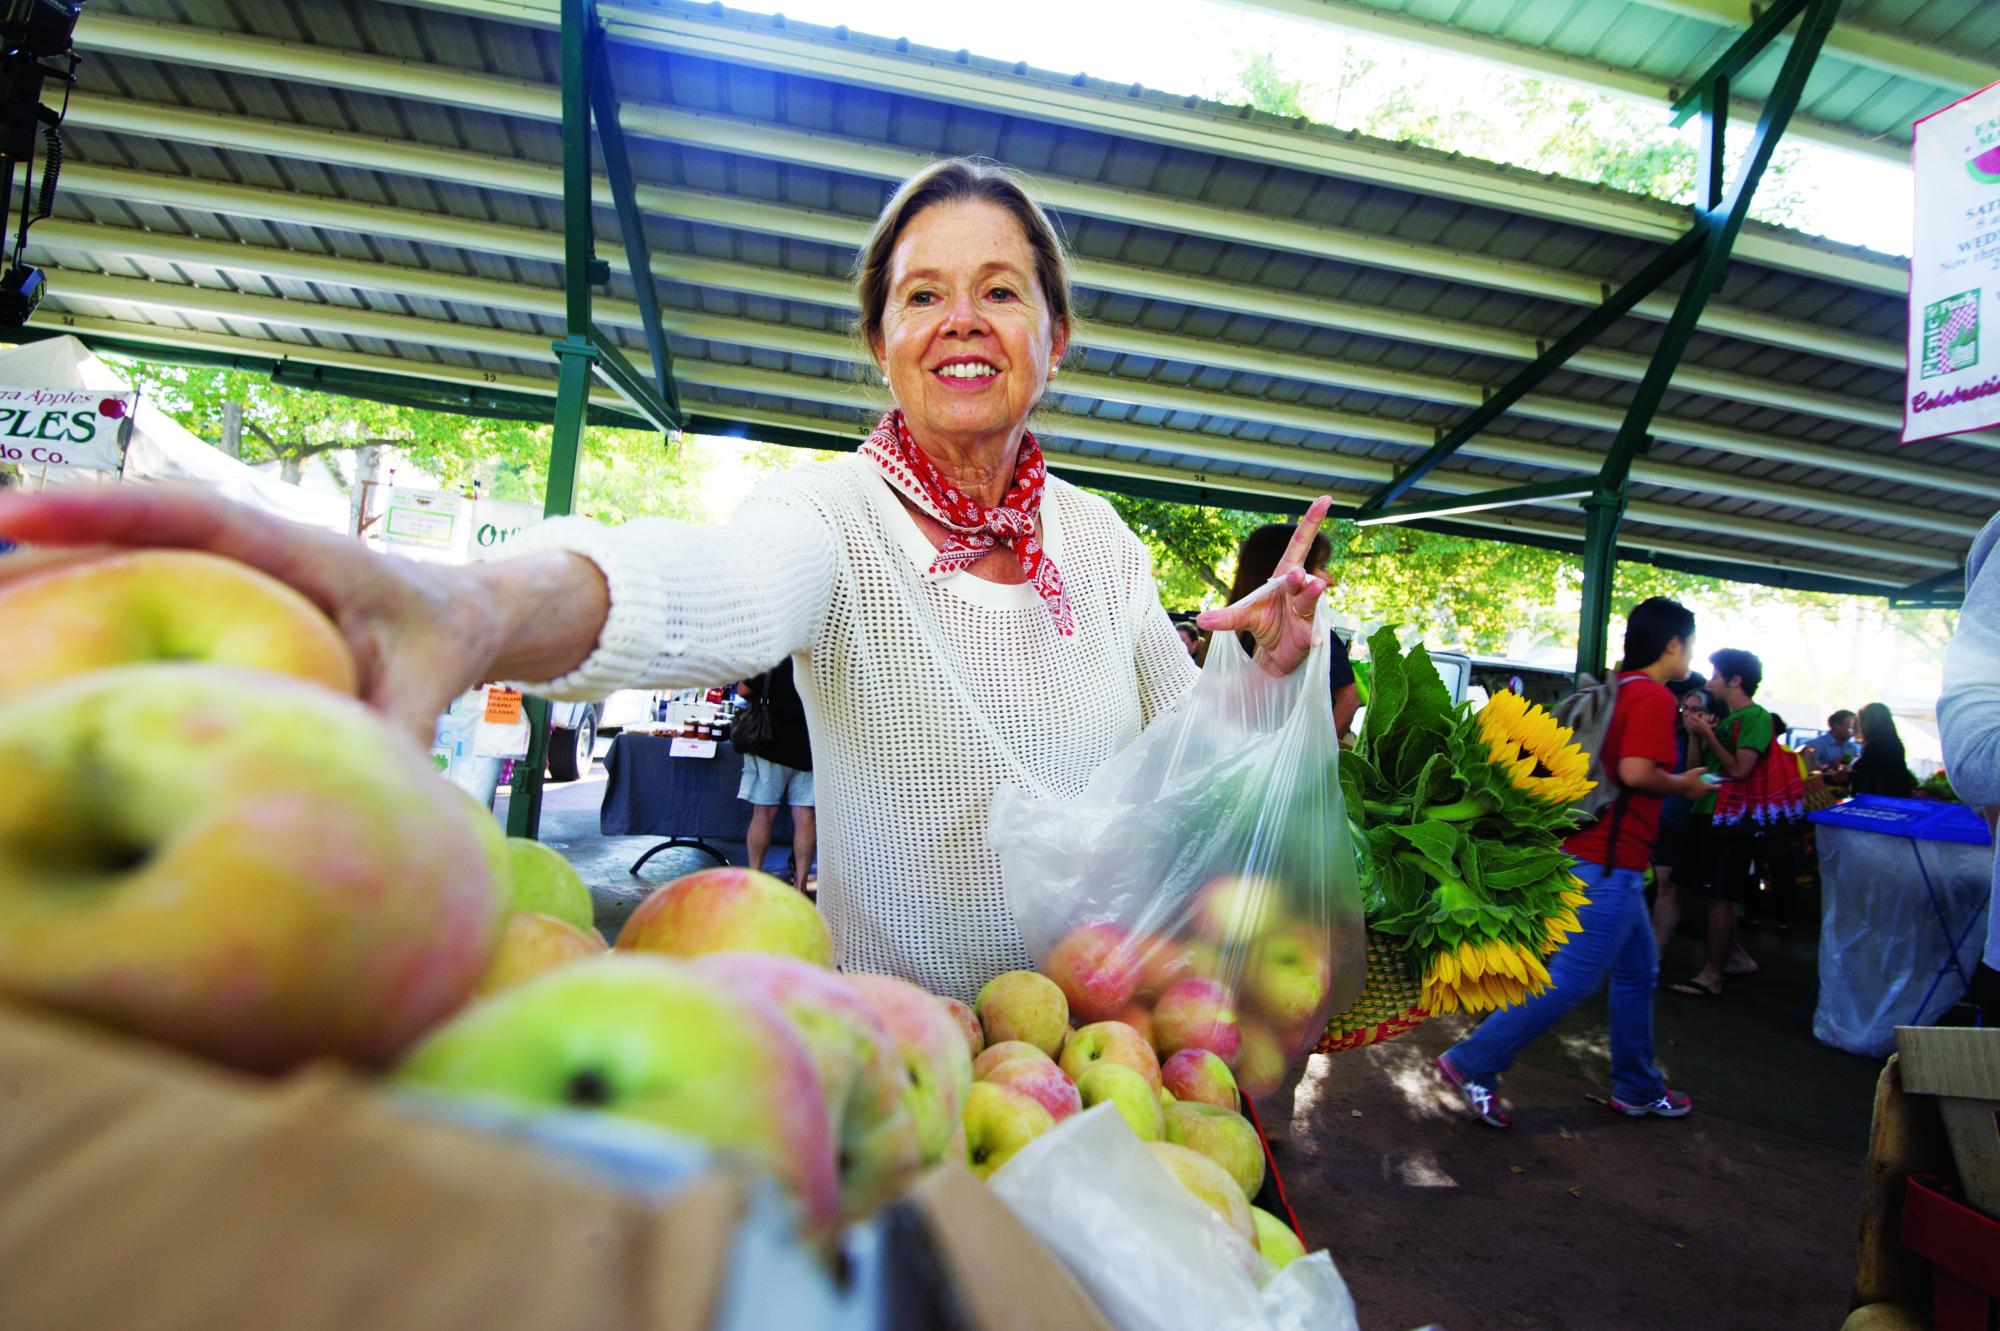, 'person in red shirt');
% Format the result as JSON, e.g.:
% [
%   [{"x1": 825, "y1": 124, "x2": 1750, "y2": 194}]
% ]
[{"x1": 1437, "y1": 598, "x2": 1713, "y2": 1128}]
